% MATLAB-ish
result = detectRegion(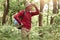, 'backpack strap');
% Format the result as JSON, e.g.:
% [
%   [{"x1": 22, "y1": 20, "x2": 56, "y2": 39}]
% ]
[
  {"x1": 24, "y1": 10, "x2": 26, "y2": 16},
  {"x1": 20, "y1": 10, "x2": 26, "y2": 20},
  {"x1": 21, "y1": 10, "x2": 33, "y2": 23}
]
